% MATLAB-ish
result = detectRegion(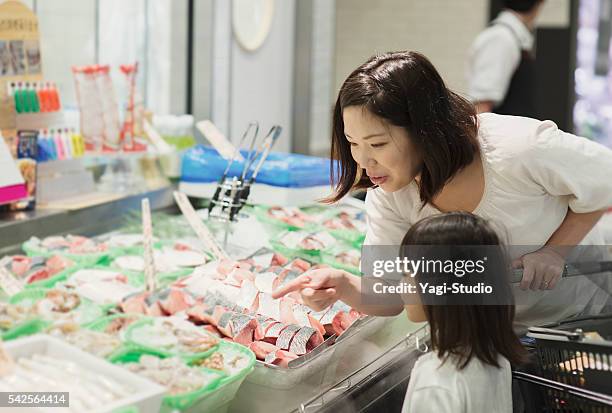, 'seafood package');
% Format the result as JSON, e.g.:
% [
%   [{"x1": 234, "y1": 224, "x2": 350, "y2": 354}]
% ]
[
  {"x1": 174, "y1": 252, "x2": 364, "y2": 366},
  {"x1": 112, "y1": 244, "x2": 208, "y2": 274},
  {"x1": 1, "y1": 335, "x2": 166, "y2": 412},
  {"x1": 321, "y1": 246, "x2": 362, "y2": 275},
  {"x1": 9, "y1": 288, "x2": 104, "y2": 325},
  {"x1": 23, "y1": 235, "x2": 110, "y2": 264},
  {"x1": 110, "y1": 341, "x2": 254, "y2": 412},
  {"x1": 322, "y1": 207, "x2": 367, "y2": 246},
  {"x1": 0, "y1": 301, "x2": 48, "y2": 340},
  {"x1": 60, "y1": 268, "x2": 143, "y2": 306},
  {"x1": 121, "y1": 354, "x2": 222, "y2": 395},
  {"x1": 253, "y1": 205, "x2": 322, "y2": 230},
  {"x1": 119, "y1": 288, "x2": 197, "y2": 317},
  {"x1": 272, "y1": 230, "x2": 338, "y2": 255},
  {"x1": 0, "y1": 353, "x2": 135, "y2": 410},
  {"x1": 47, "y1": 322, "x2": 122, "y2": 358},
  {"x1": 84, "y1": 313, "x2": 142, "y2": 338},
  {"x1": 2, "y1": 254, "x2": 75, "y2": 287},
  {"x1": 125, "y1": 316, "x2": 220, "y2": 359}
]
